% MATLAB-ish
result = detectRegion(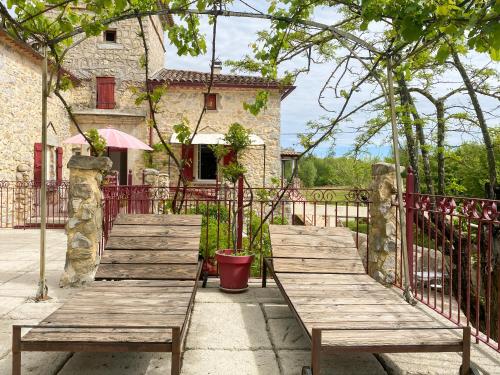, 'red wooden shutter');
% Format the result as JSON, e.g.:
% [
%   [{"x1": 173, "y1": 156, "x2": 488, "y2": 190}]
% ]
[
  {"x1": 34, "y1": 143, "x2": 42, "y2": 186},
  {"x1": 56, "y1": 147, "x2": 63, "y2": 185},
  {"x1": 182, "y1": 144, "x2": 194, "y2": 181},
  {"x1": 96, "y1": 77, "x2": 115, "y2": 109},
  {"x1": 223, "y1": 147, "x2": 235, "y2": 165},
  {"x1": 204, "y1": 93, "x2": 217, "y2": 110}
]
